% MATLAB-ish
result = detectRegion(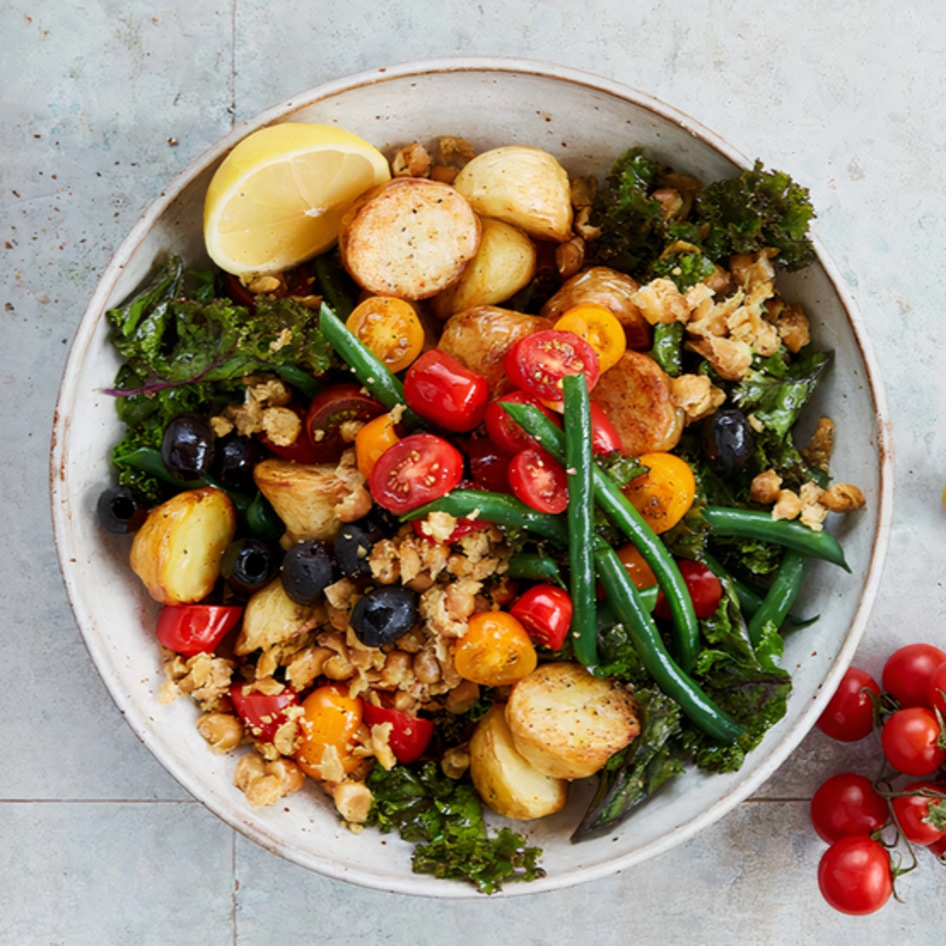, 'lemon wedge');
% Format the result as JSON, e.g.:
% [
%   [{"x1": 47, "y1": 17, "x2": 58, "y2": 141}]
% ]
[{"x1": 203, "y1": 122, "x2": 391, "y2": 276}]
